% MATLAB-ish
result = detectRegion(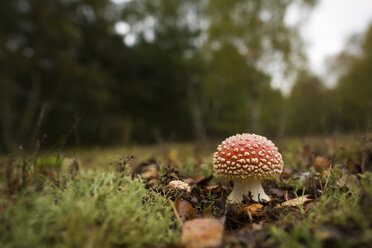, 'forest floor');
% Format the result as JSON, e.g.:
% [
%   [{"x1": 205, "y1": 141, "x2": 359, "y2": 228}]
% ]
[{"x1": 0, "y1": 133, "x2": 372, "y2": 248}]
